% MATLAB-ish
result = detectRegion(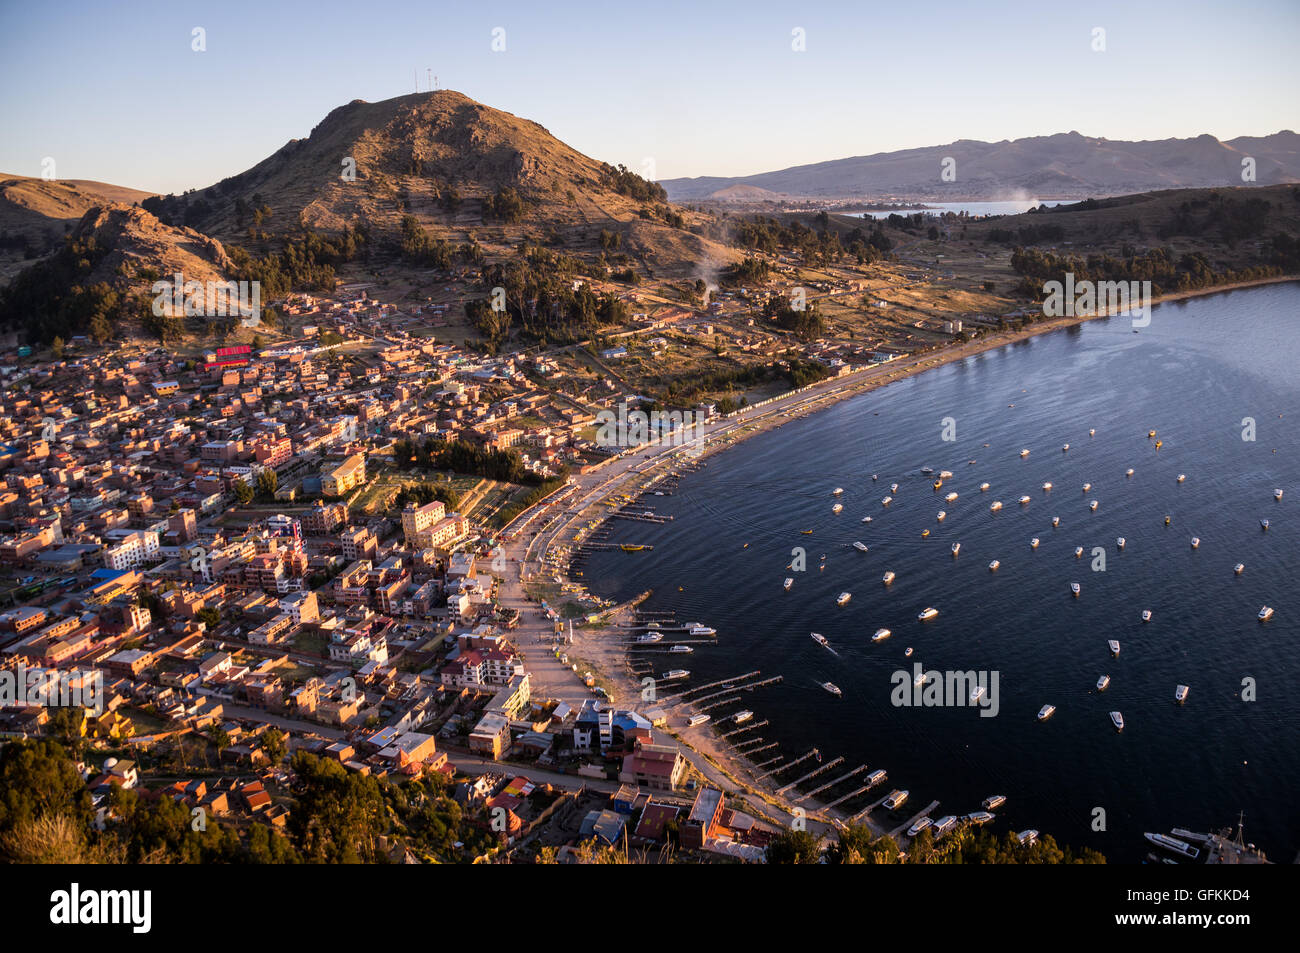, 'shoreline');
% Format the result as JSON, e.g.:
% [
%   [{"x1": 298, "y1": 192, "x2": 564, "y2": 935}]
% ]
[{"x1": 517, "y1": 274, "x2": 1297, "y2": 838}]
